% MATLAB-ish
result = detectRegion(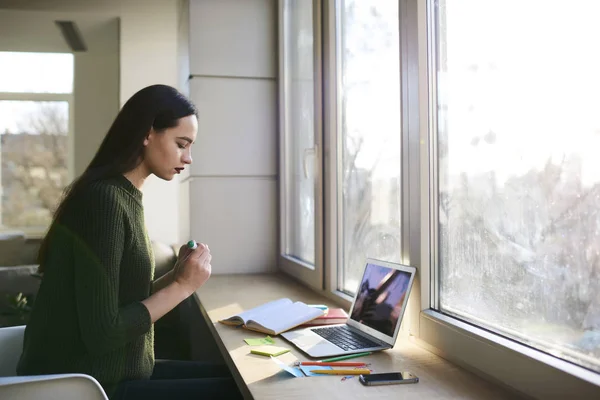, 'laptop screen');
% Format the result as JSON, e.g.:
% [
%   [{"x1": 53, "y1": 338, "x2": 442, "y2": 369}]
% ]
[{"x1": 349, "y1": 262, "x2": 413, "y2": 337}]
